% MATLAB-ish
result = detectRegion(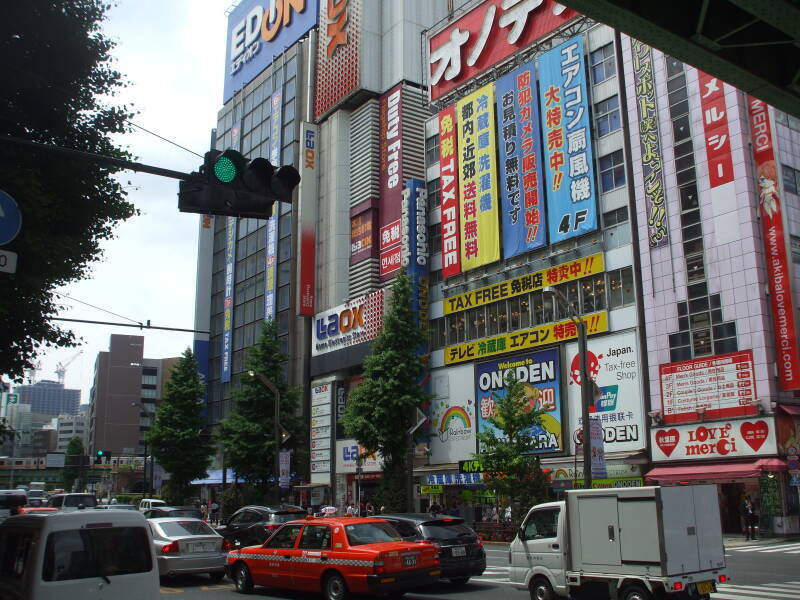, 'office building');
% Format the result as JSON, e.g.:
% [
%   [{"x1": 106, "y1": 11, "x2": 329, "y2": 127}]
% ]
[{"x1": 15, "y1": 380, "x2": 80, "y2": 417}]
